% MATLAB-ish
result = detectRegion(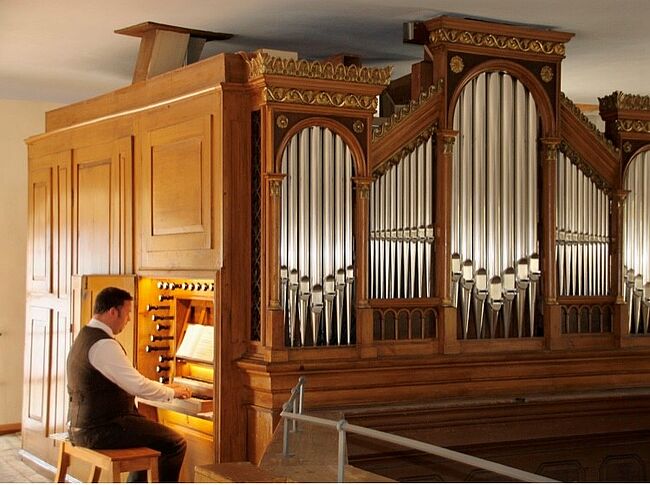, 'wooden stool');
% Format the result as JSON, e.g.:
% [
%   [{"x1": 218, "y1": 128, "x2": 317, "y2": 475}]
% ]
[{"x1": 52, "y1": 433, "x2": 160, "y2": 483}]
